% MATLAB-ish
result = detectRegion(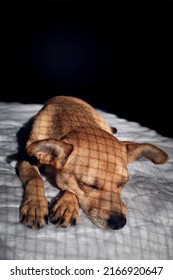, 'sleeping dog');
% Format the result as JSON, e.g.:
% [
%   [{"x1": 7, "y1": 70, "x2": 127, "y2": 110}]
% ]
[{"x1": 18, "y1": 96, "x2": 168, "y2": 230}]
